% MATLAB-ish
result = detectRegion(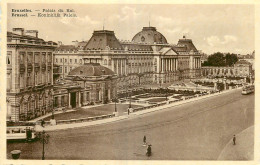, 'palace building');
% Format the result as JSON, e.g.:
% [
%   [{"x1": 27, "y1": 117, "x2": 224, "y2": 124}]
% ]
[
  {"x1": 54, "y1": 26, "x2": 202, "y2": 94},
  {"x1": 6, "y1": 28, "x2": 58, "y2": 121}
]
